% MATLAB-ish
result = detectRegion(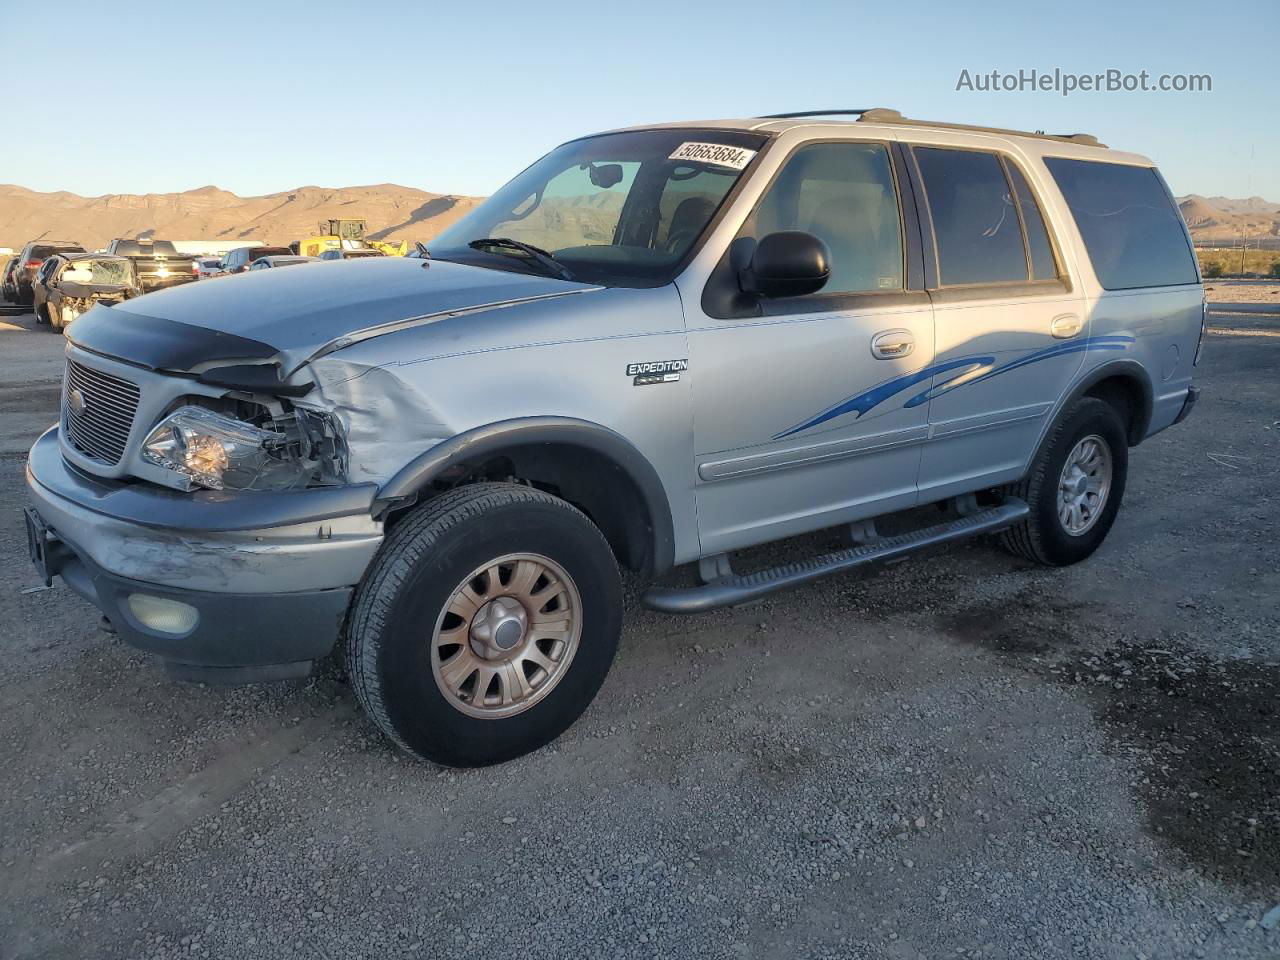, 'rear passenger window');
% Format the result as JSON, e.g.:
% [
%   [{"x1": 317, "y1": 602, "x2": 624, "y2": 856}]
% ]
[
  {"x1": 742, "y1": 142, "x2": 904, "y2": 295},
  {"x1": 1006, "y1": 163, "x2": 1058, "y2": 280},
  {"x1": 1044, "y1": 158, "x2": 1197, "y2": 290},
  {"x1": 914, "y1": 148, "x2": 1027, "y2": 285}
]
